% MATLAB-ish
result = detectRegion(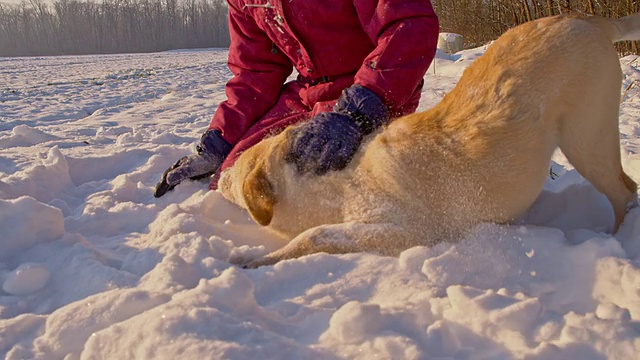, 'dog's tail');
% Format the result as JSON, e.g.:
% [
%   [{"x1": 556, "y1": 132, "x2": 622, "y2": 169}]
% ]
[{"x1": 606, "y1": 13, "x2": 640, "y2": 42}]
